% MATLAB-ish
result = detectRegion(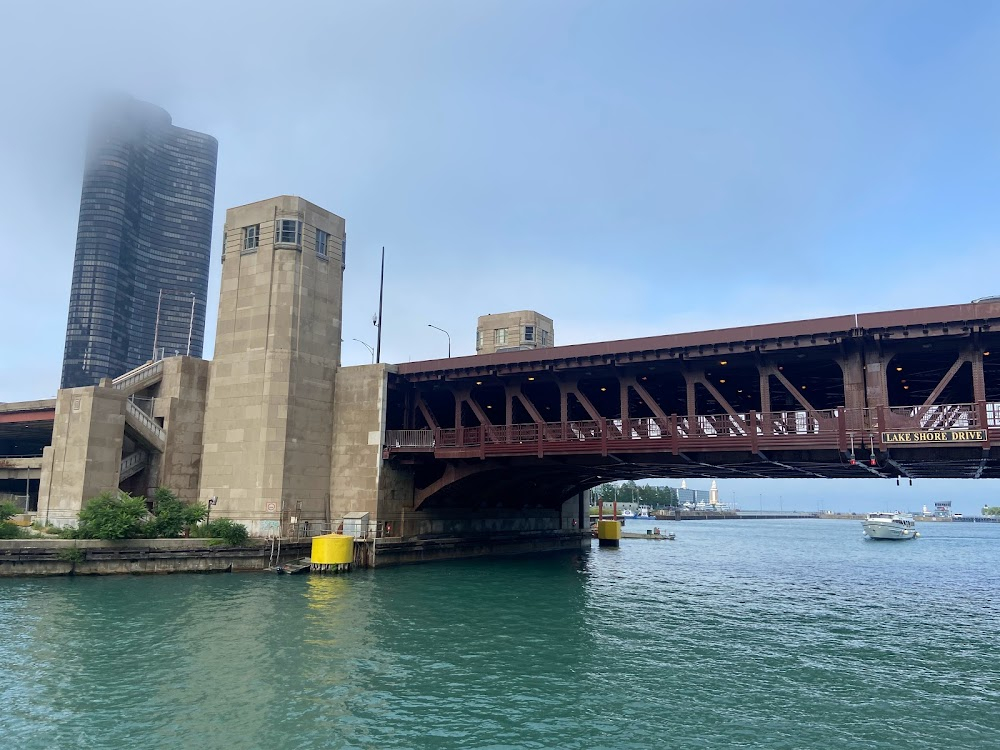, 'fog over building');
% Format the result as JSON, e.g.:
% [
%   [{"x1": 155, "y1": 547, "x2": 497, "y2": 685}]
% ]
[{"x1": 60, "y1": 96, "x2": 218, "y2": 388}]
